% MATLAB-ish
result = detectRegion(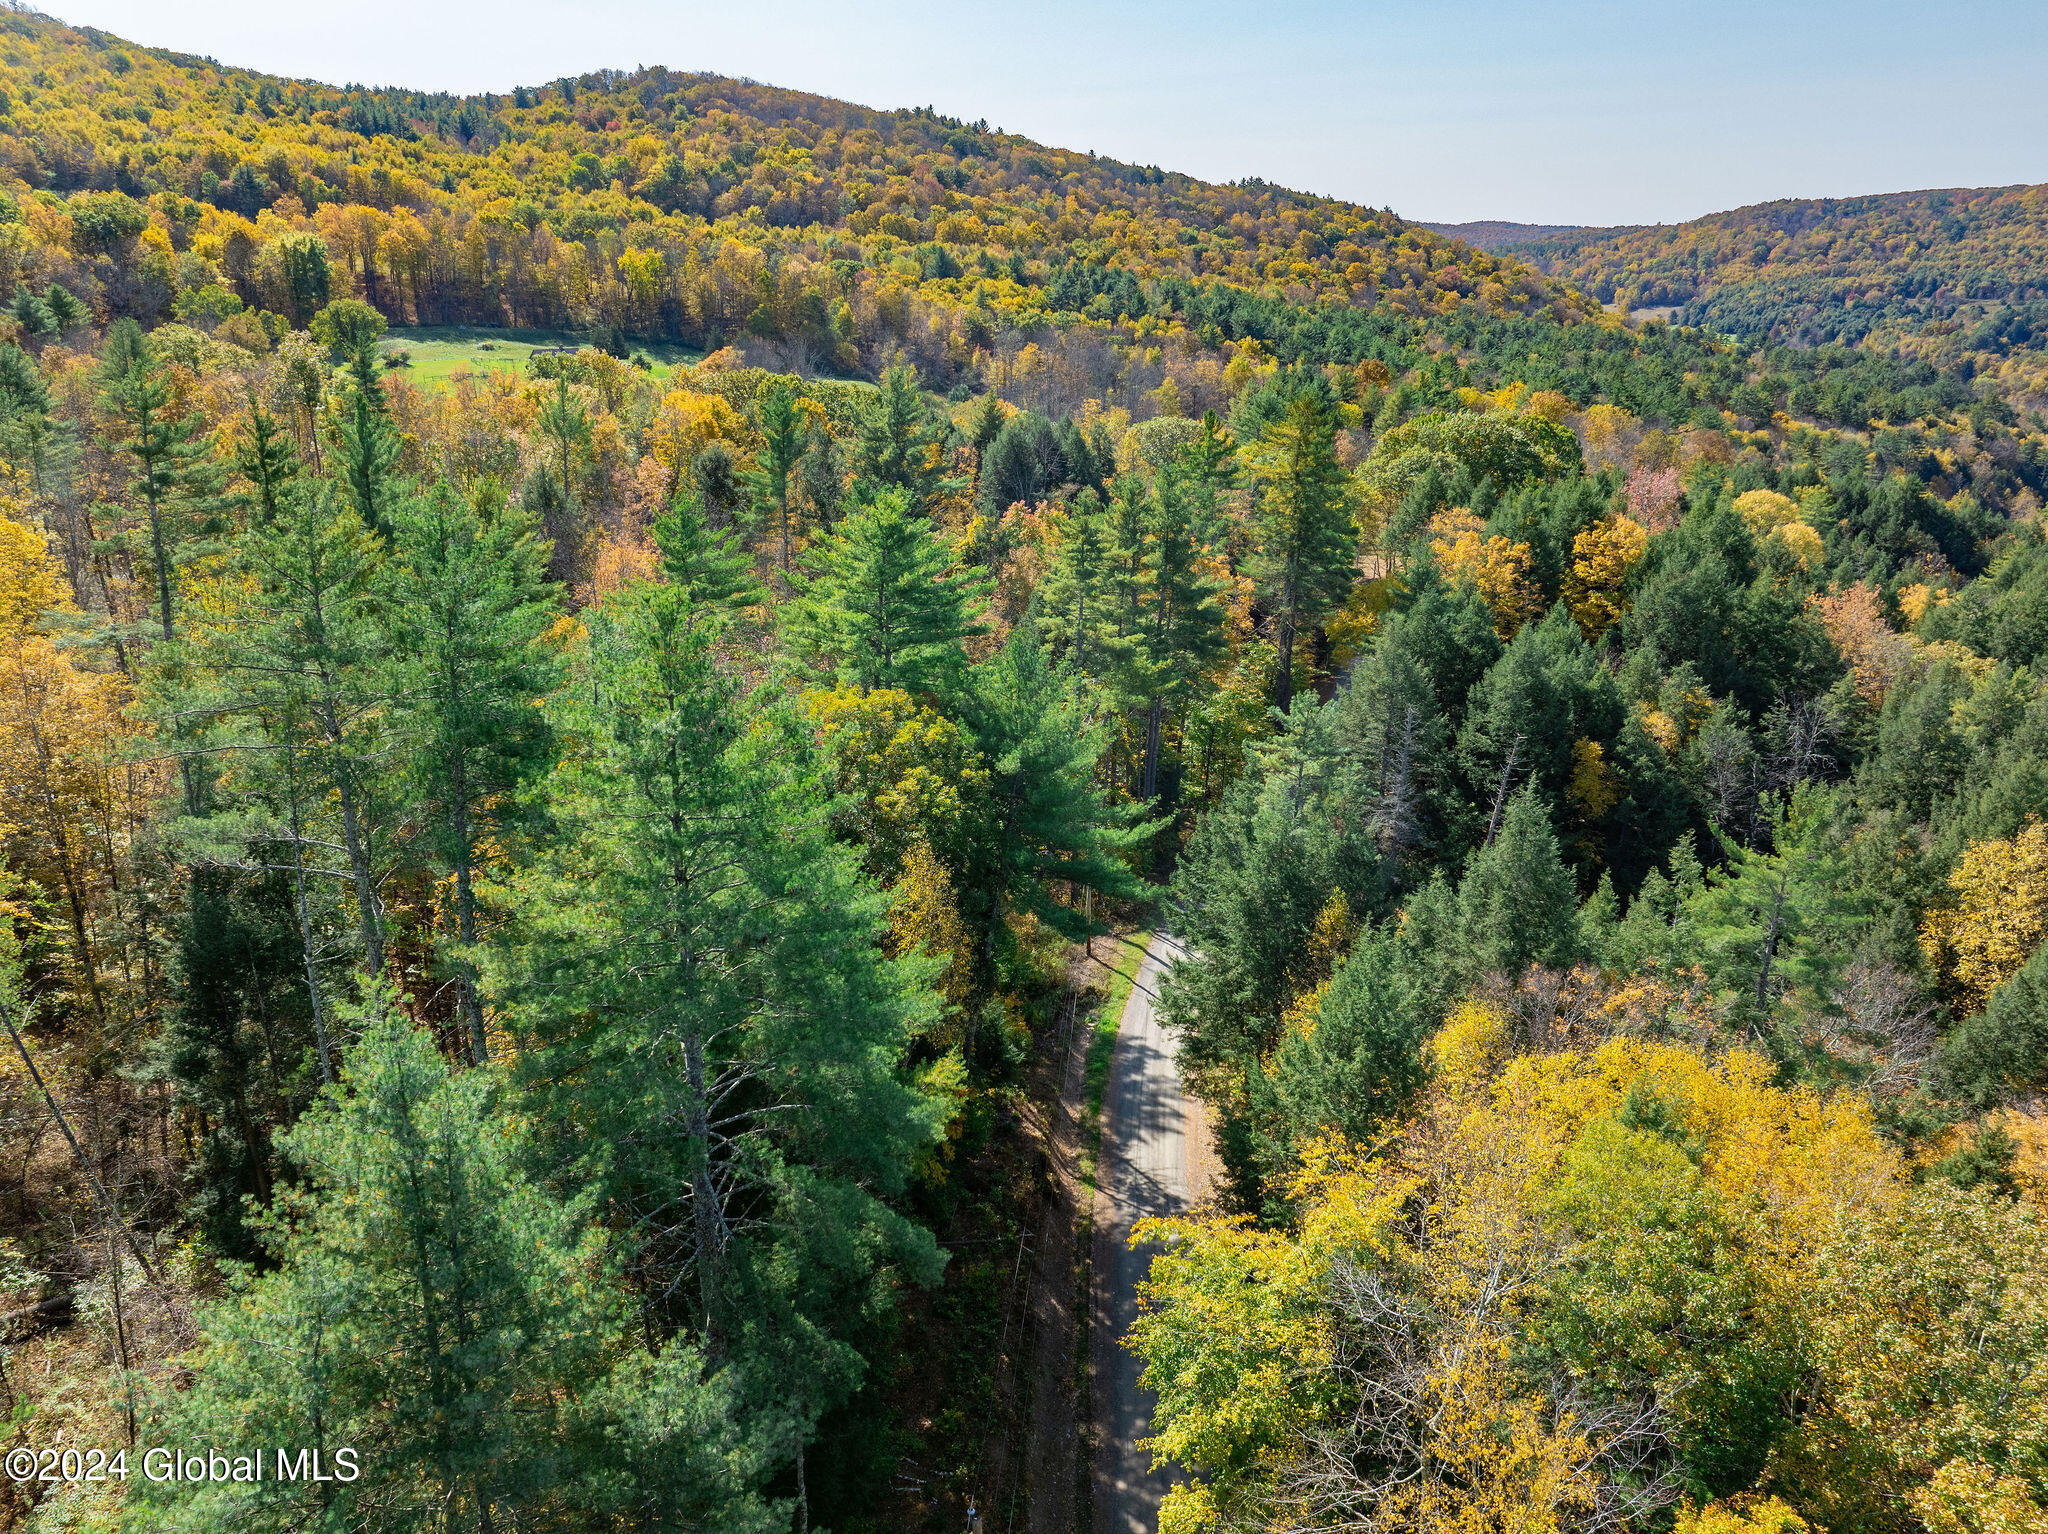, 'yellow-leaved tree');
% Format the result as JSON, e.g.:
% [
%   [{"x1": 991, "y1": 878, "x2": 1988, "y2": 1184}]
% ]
[
  {"x1": 1920, "y1": 819, "x2": 2048, "y2": 1014},
  {"x1": 1126, "y1": 995, "x2": 2048, "y2": 1533},
  {"x1": 1428, "y1": 510, "x2": 1543, "y2": 639},
  {"x1": 806, "y1": 684, "x2": 991, "y2": 877},
  {"x1": 1563, "y1": 514, "x2": 1647, "y2": 640}
]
